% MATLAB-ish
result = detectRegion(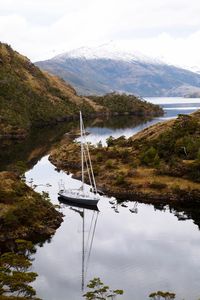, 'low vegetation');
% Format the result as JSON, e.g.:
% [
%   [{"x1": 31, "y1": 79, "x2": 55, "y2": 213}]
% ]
[
  {"x1": 0, "y1": 171, "x2": 63, "y2": 242},
  {"x1": 88, "y1": 92, "x2": 163, "y2": 116},
  {"x1": 131, "y1": 112, "x2": 200, "y2": 183}
]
